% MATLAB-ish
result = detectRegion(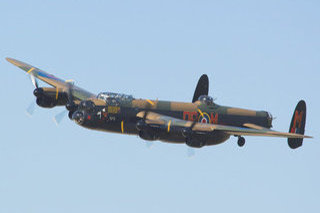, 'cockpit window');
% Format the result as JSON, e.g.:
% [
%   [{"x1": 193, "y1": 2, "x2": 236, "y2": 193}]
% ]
[
  {"x1": 97, "y1": 92, "x2": 134, "y2": 105},
  {"x1": 198, "y1": 95, "x2": 214, "y2": 105}
]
